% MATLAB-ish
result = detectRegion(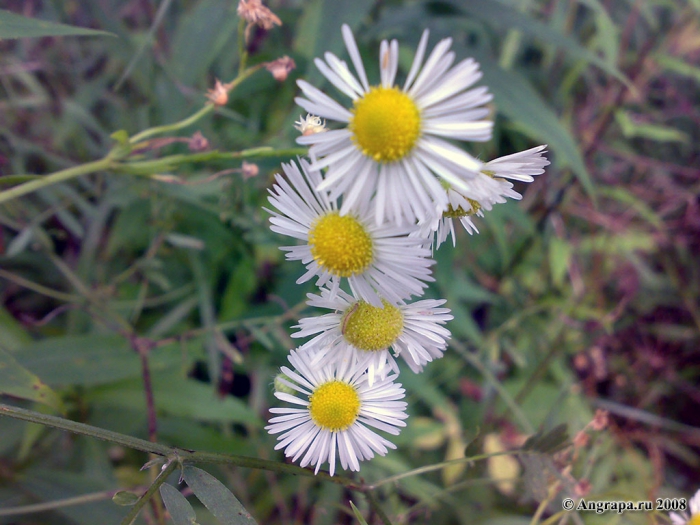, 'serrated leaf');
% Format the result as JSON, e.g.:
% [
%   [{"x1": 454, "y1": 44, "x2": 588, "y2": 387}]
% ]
[
  {"x1": 522, "y1": 424, "x2": 569, "y2": 454},
  {"x1": 160, "y1": 483, "x2": 199, "y2": 525},
  {"x1": 0, "y1": 9, "x2": 115, "y2": 39},
  {"x1": 112, "y1": 490, "x2": 140, "y2": 506},
  {"x1": 183, "y1": 466, "x2": 258, "y2": 525},
  {"x1": 349, "y1": 501, "x2": 369, "y2": 525},
  {"x1": 0, "y1": 347, "x2": 62, "y2": 410}
]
